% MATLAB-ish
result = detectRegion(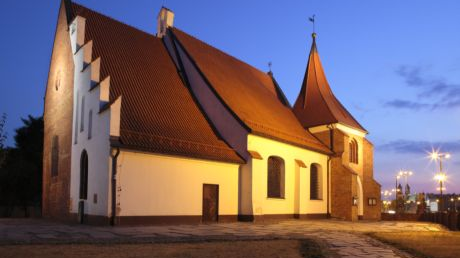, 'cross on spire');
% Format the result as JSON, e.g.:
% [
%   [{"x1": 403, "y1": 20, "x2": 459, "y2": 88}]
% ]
[{"x1": 308, "y1": 15, "x2": 316, "y2": 34}]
